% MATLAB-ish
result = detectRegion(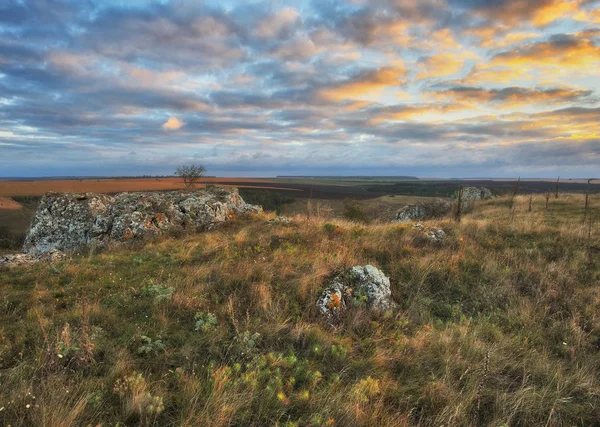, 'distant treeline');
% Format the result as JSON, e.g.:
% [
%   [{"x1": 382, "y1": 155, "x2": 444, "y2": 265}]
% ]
[{"x1": 277, "y1": 176, "x2": 419, "y2": 180}]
